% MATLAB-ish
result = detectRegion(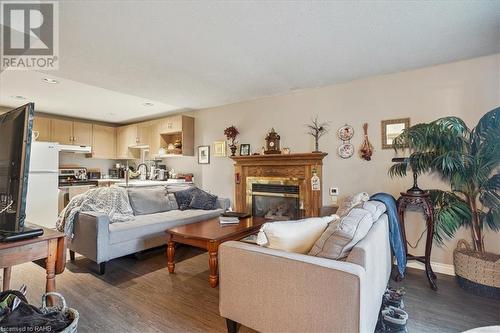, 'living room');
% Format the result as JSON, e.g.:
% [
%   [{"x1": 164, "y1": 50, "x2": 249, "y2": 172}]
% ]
[{"x1": 0, "y1": 1, "x2": 499, "y2": 333}]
